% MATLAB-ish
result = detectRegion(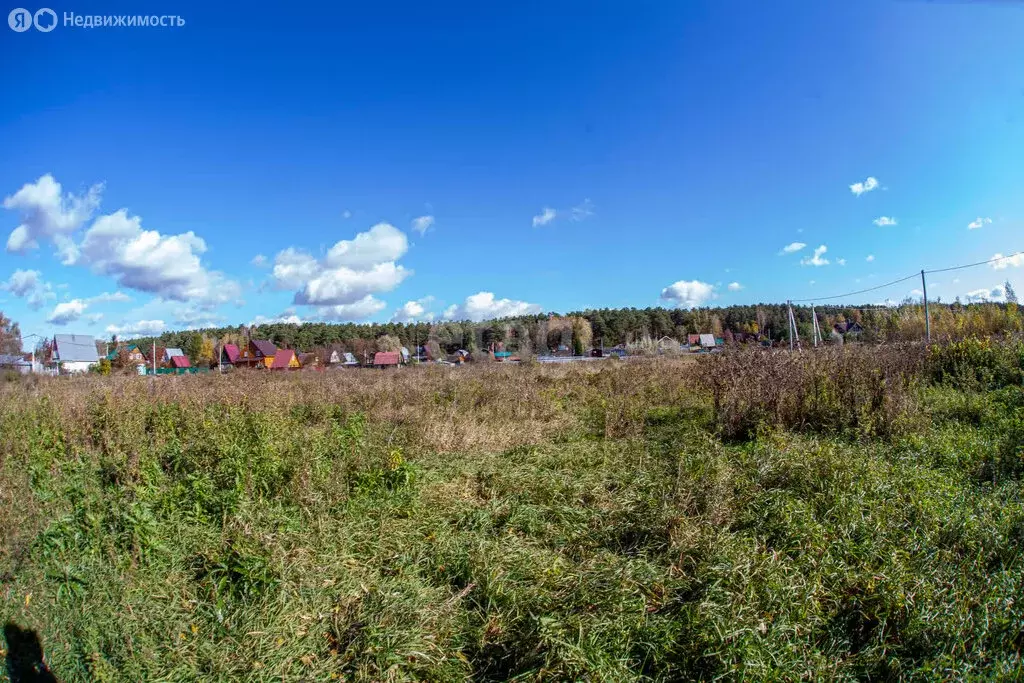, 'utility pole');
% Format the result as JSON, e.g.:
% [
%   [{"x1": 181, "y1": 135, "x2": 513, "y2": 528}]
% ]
[
  {"x1": 921, "y1": 269, "x2": 931, "y2": 343},
  {"x1": 152, "y1": 340, "x2": 156, "y2": 375},
  {"x1": 811, "y1": 304, "x2": 819, "y2": 347},
  {"x1": 787, "y1": 300, "x2": 793, "y2": 350}
]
